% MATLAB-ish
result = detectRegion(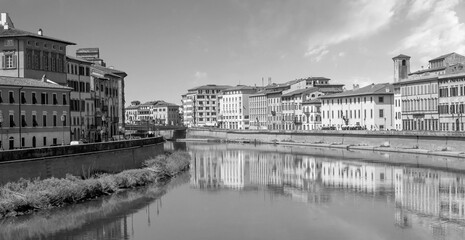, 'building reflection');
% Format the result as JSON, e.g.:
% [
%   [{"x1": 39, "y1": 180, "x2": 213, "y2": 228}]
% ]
[{"x1": 188, "y1": 144, "x2": 465, "y2": 236}]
